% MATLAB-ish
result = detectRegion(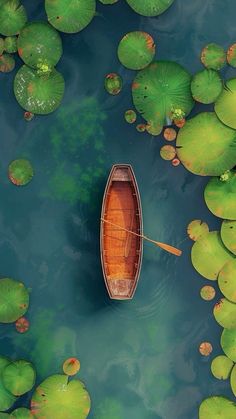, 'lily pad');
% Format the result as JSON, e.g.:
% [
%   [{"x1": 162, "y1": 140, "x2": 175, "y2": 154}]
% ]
[
  {"x1": 10, "y1": 408, "x2": 34, "y2": 418},
  {"x1": 31, "y1": 374, "x2": 91, "y2": 419},
  {"x1": 4, "y1": 36, "x2": 17, "y2": 53},
  {"x1": 211, "y1": 355, "x2": 233, "y2": 380},
  {"x1": 230, "y1": 364, "x2": 236, "y2": 397},
  {"x1": 17, "y1": 22, "x2": 62, "y2": 69},
  {"x1": 191, "y1": 231, "x2": 234, "y2": 280},
  {"x1": 124, "y1": 110, "x2": 137, "y2": 124},
  {"x1": 99, "y1": 0, "x2": 118, "y2": 3},
  {"x1": 132, "y1": 61, "x2": 194, "y2": 130},
  {"x1": 214, "y1": 298, "x2": 236, "y2": 329},
  {"x1": 163, "y1": 127, "x2": 176, "y2": 141},
  {"x1": 176, "y1": 113, "x2": 236, "y2": 176},
  {"x1": 146, "y1": 120, "x2": 162, "y2": 135},
  {"x1": 0, "y1": 54, "x2": 15, "y2": 72},
  {"x1": 191, "y1": 69, "x2": 222, "y2": 104},
  {"x1": 136, "y1": 123, "x2": 146, "y2": 132},
  {"x1": 63, "y1": 358, "x2": 80, "y2": 376},
  {"x1": 125, "y1": 0, "x2": 174, "y2": 16},
  {"x1": 14, "y1": 65, "x2": 65, "y2": 115},
  {"x1": 0, "y1": 37, "x2": 4, "y2": 54},
  {"x1": 221, "y1": 220, "x2": 236, "y2": 255},
  {"x1": 199, "y1": 396, "x2": 236, "y2": 419},
  {"x1": 215, "y1": 78, "x2": 236, "y2": 129},
  {"x1": 160, "y1": 145, "x2": 176, "y2": 160},
  {"x1": 227, "y1": 44, "x2": 236, "y2": 68},
  {"x1": 218, "y1": 260, "x2": 236, "y2": 303},
  {"x1": 8, "y1": 159, "x2": 34, "y2": 186},
  {"x1": 0, "y1": 356, "x2": 17, "y2": 412},
  {"x1": 199, "y1": 342, "x2": 212, "y2": 356},
  {"x1": 187, "y1": 220, "x2": 209, "y2": 241},
  {"x1": 221, "y1": 328, "x2": 236, "y2": 361},
  {"x1": 117, "y1": 31, "x2": 155, "y2": 70},
  {"x1": 0, "y1": 0, "x2": 27, "y2": 36},
  {"x1": 3, "y1": 360, "x2": 36, "y2": 396},
  {"x1": 200, "y1": 285, "x2": 215, "y2": 301},
  {"x1": 45, "y1": 0, "x2": 96, "y2": 34},
  {"x1": 204, "y1": 171, "x2": 236, "y2": 219},
  {"x1": 104, "y1": 73, "x2": 122, "y2": 95},
  {"x1": 0, "y1": 278, "x2": 29, "y2": 323},
  {"x1": 172, "y1": 158, "x2": 180, "y2": 166},
  {"x1": 15, "y1": 317, "x2": 29, "y2": 333},
  {"x1": 201, "y1": 43, "x2": 226, "y2": 70}
]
